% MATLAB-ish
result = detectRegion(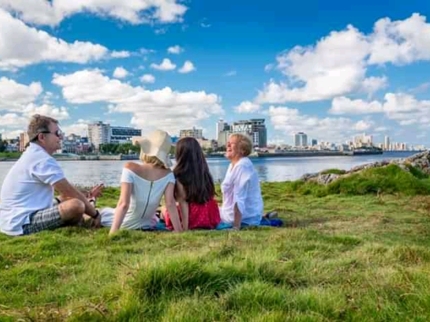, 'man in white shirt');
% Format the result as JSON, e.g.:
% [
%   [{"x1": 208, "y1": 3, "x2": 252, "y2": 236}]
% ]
[{"x1": 0, "y1": 114, "x2": 102, "y2": 236}]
